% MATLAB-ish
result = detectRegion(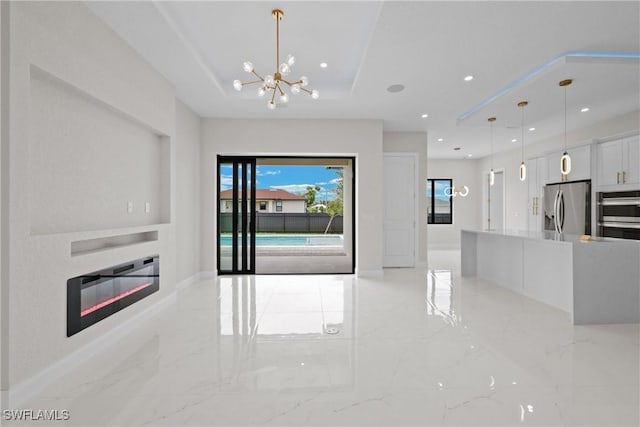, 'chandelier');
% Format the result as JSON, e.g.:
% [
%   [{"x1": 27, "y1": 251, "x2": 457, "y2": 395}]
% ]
[{"x1": 233, "y1": 9, "x2": 319, "y2": 110}]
